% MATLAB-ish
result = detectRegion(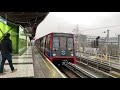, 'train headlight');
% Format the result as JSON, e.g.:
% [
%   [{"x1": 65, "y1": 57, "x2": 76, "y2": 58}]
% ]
[
  {"x1": 71, "y1": 54, "x2": 73, "y2": 56},
  {"x1": 53, "y1": 54, "x2": 56, "y2": 56},
  {"x1": 68, "y1": 48, "x2": 72, "y2": 50}
]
